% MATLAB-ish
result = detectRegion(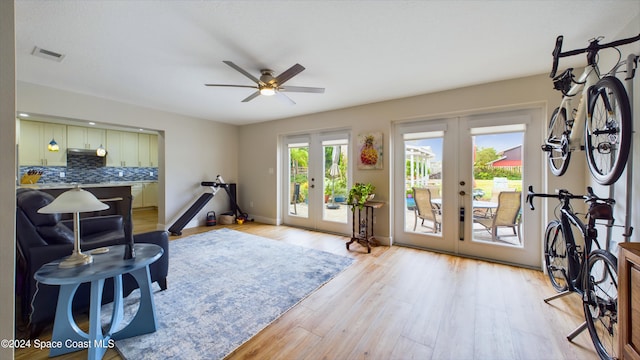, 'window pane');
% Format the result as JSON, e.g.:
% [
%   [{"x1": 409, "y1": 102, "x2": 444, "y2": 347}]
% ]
[
  {"x1": 322, "y1": 140, "x2": 348, "y2": 223},
  {"x1": 288, "y1": 144, "x2": 308, "y2": 217},
  {"x1": 471, "y1": 131, "x2": 524, "y2": 246},
  {"x1": 404, "y1": 134, "x2": 443, "y2": 236}
]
